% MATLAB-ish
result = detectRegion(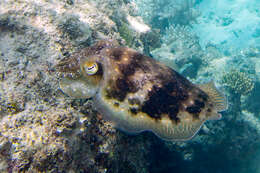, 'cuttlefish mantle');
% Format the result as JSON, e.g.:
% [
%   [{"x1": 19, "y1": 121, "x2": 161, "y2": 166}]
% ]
[{"x1": 56, "y1": 40, "x2": 227, "y2": 141}]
